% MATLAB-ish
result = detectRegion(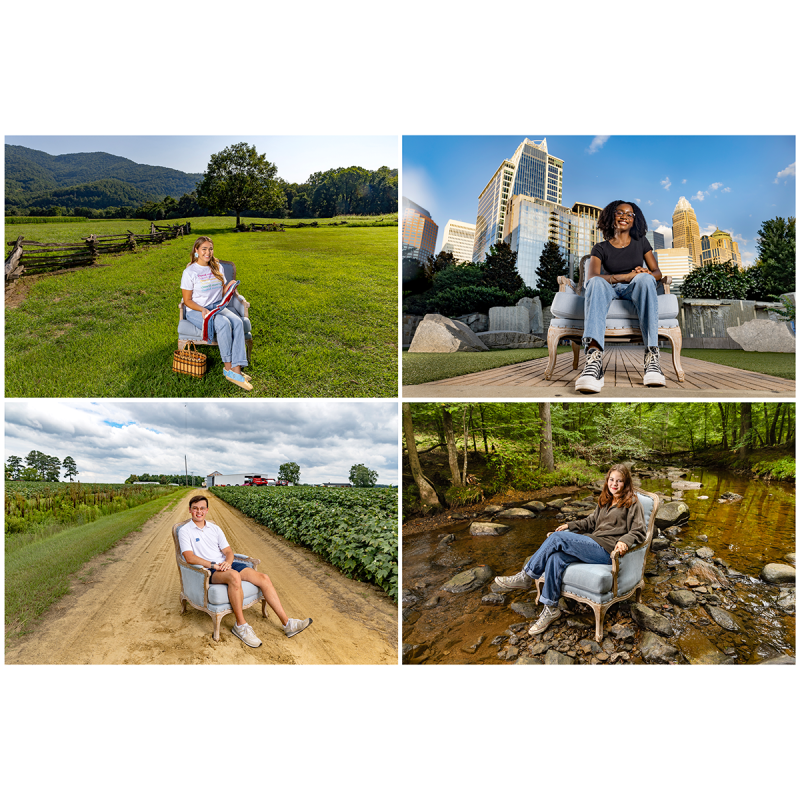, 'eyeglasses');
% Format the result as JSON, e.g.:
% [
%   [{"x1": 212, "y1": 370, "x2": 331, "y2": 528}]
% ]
[{"x1": 615, "y1": 210, "x2": 635, "y2": 219}]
